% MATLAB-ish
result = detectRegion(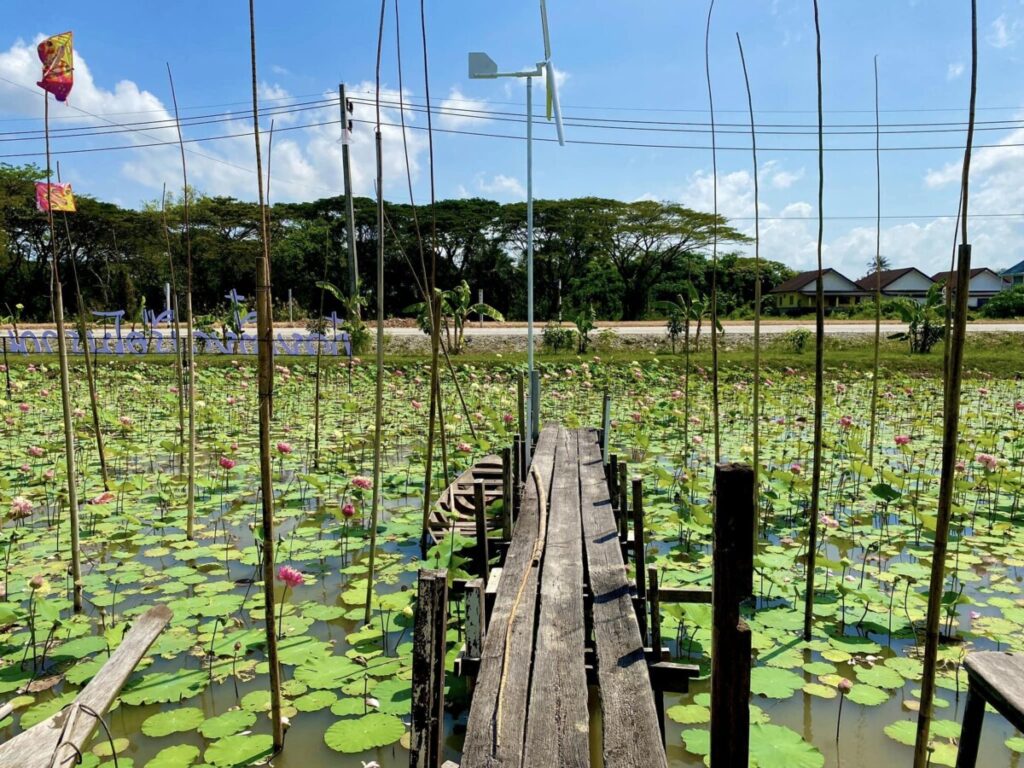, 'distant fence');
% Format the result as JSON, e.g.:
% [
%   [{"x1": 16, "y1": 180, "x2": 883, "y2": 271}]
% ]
[{"x1": 1, "y1": 329, "x2": 351, "y2": 357}]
